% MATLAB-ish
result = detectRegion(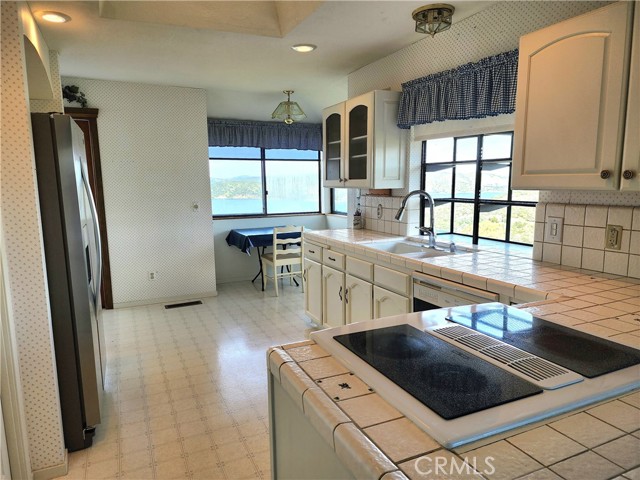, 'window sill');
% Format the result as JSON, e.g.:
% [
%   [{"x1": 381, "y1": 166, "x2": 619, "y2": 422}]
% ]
[{"x1": 212, "y1": 212, "x2": 323, "y2": 220}]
